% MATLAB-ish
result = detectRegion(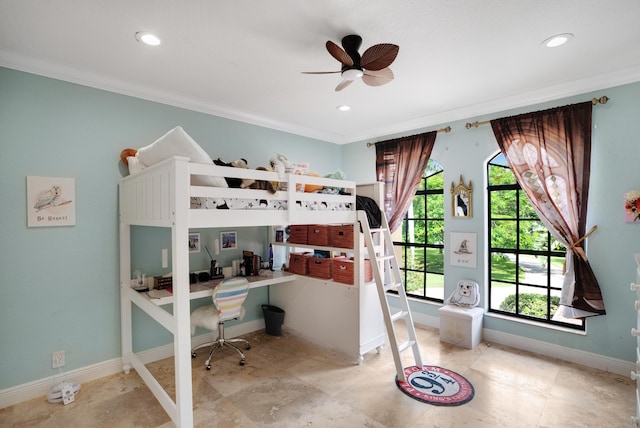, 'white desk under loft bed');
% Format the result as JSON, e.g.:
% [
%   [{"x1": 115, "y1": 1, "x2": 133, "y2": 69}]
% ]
[{"x1": 119, "y1": 156, "x2": 385, "y2": 427}]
